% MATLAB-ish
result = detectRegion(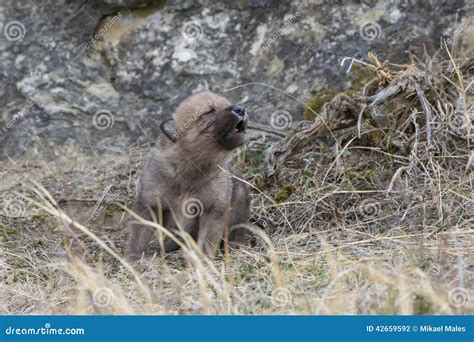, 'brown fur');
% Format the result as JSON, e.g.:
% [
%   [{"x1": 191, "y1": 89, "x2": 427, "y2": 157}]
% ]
[{"x1": 125, "y1": 91, "x2": 251, "y2": 261}]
